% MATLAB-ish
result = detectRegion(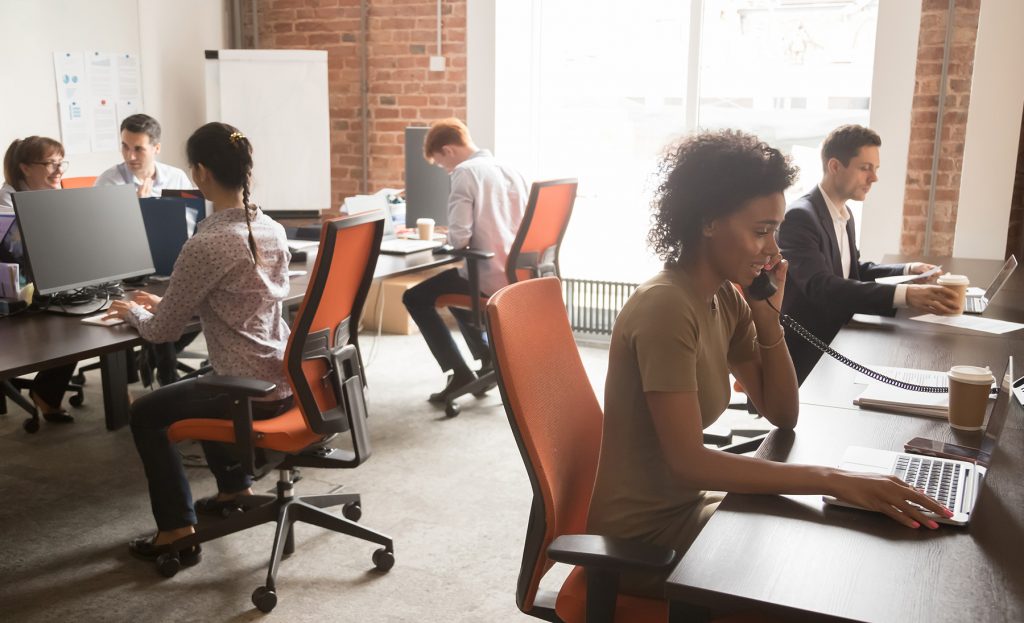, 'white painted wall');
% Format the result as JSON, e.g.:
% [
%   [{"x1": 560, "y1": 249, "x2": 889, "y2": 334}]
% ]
[
  {"x1": 466, "y1": 0, "x2": 496, "y2": 152},
  {"x1": 0, "y1": 0, "x2": 228, "y2": 177},
  {"x1": 860, "y1": 0, "x2": 922, "y2": 261},
  {"x1": 953, "y1": 0, "x2": 1024, "y2": 260}
]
